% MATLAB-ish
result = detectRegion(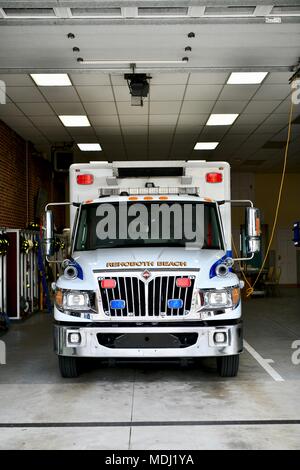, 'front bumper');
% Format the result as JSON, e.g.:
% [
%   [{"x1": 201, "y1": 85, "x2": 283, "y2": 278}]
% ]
[{"x1": 54, "y1": 322, "x2": 243, "y2": 358}]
